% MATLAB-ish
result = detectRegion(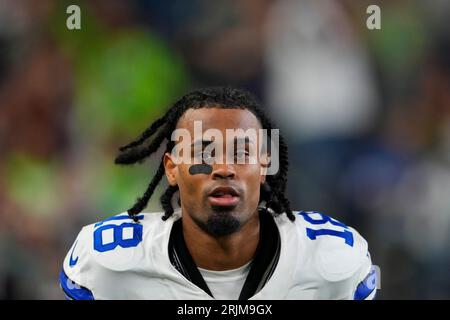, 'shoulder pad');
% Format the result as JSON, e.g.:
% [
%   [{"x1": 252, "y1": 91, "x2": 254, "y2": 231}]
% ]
[
  {"x1": 294, "y1": 211, "x2": 368, "y2": 282},
  {"x1": 62, "y1": 212, "x2": 152, "y2": 282}
]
